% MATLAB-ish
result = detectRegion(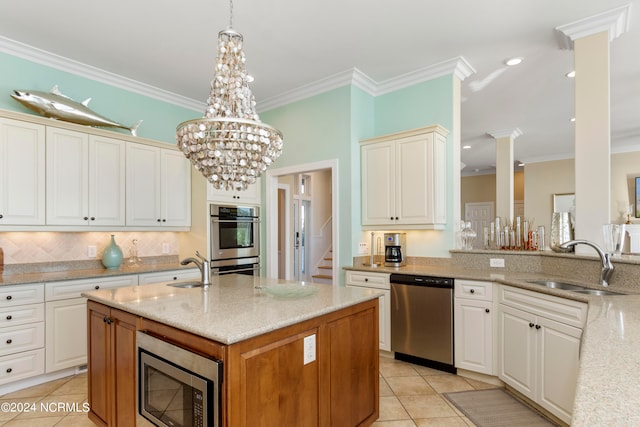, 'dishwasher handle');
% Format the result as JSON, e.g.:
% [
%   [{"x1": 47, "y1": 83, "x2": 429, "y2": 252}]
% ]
[{"x1": 390, "y1": 274, "x2": 453, "y2": 288}]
